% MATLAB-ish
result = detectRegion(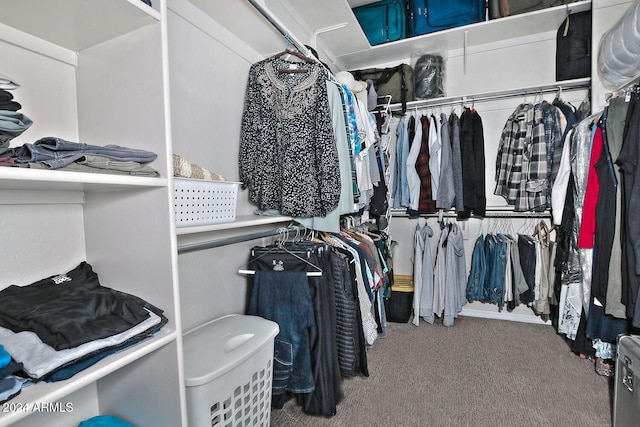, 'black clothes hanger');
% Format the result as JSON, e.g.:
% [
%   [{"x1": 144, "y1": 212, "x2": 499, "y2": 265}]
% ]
[
  {"x1": 274, "y1": 48, "x2": 314, "y2": 63},
  {"x1": 274, "y1": 33, "x2": 314, "y2": 64},
  {"x1": 238, "y1": 228, "x2": 323, "y2": 276},
  {"x1": 238, "y1": 243, "x2": 322, "y2": 276},
  {"x1": 273, "y1": 48, "x2": 315, "y2": 74}
]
